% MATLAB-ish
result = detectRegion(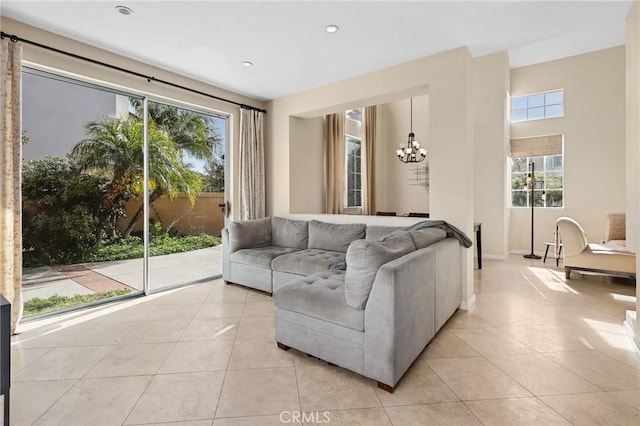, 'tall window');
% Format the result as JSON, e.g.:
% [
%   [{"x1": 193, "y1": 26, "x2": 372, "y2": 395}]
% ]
[
  {"x1": 345, "y1": 108, "x2": 363, "y2": 208},
  {"x1": 510, "y1": 135, "x2": 564, "y2": 208},
  {"x1": 511, "y1": 89, "x2": 564, "y2": 123}
]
